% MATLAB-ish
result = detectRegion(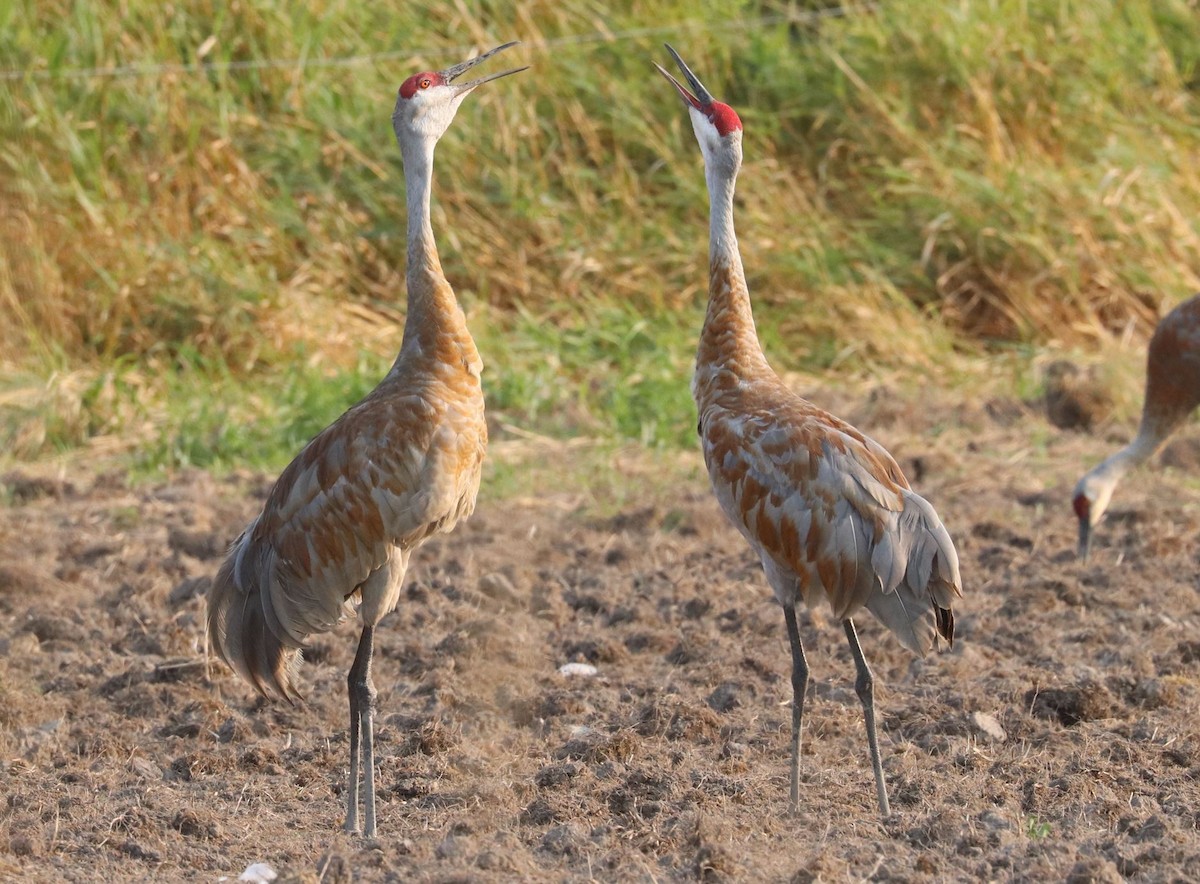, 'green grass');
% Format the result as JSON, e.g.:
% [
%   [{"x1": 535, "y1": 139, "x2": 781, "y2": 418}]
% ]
[{"x1": 2, "y1": 0, "x2": 1199, "y2": 475}]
